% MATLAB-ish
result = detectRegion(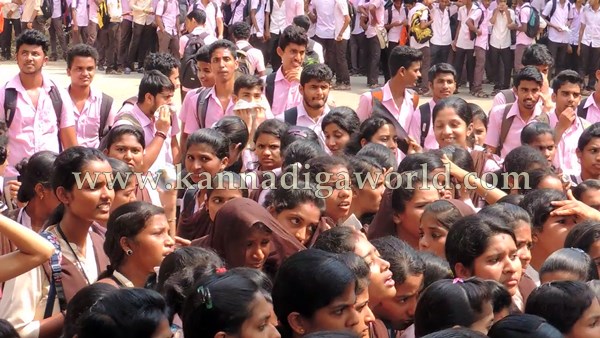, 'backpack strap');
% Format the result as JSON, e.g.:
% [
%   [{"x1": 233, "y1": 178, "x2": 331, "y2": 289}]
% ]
[
  {"x1": 387, "y1": 6, "x2": 392, "y2": 26},
  {"x1": 497, "y1": 103, "x2": 515, "y2": 156},
  {"x1": 265, "y1": 72, "x2": 277, "y2": 108},
  {"x1": 39, "y1": 231, "x2": 67, "y2": 319},
  {"x1": 98, "y1": 93, "x2": 114, "y2": 141},
  {"x1": 371, "y1": 88, "x2": 384, "y2": 105},
  {"x1": 418, "y1": 103, "x2": 430, "y2": 147},
  {"x1": 534, "y1": 112, "x2": 550, "y2": 124},
  {"x1": 410, "y1": 89, "x2": 419, "y2": 110},
  {"x1": 241, "y1": 44, "x2": 253, "y2": 52},
  {"x1": 121, "y1": 96, "x2": 138, "y2": 110},
  {"x1": 117, "y1": 112, "x2": 143, "y2": 130},
  {"x1": 283, "y1": 107, "x2": 298, "y2": 126},
  {"x1": 500, "y1": 89, "x2": 516, "y2": 105},
  {"x1": 3, "y1": 87, "x2": 17, "y2": 129},
  {"x1": 47, "y1": 83, "x2": 64, "y2": 151},
  {"x1": 577, "y1": 99, "x2": 589, "y2": 119},
  {"x1": 195, "y1": 87, "x2": 212, "y2": 128}
]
